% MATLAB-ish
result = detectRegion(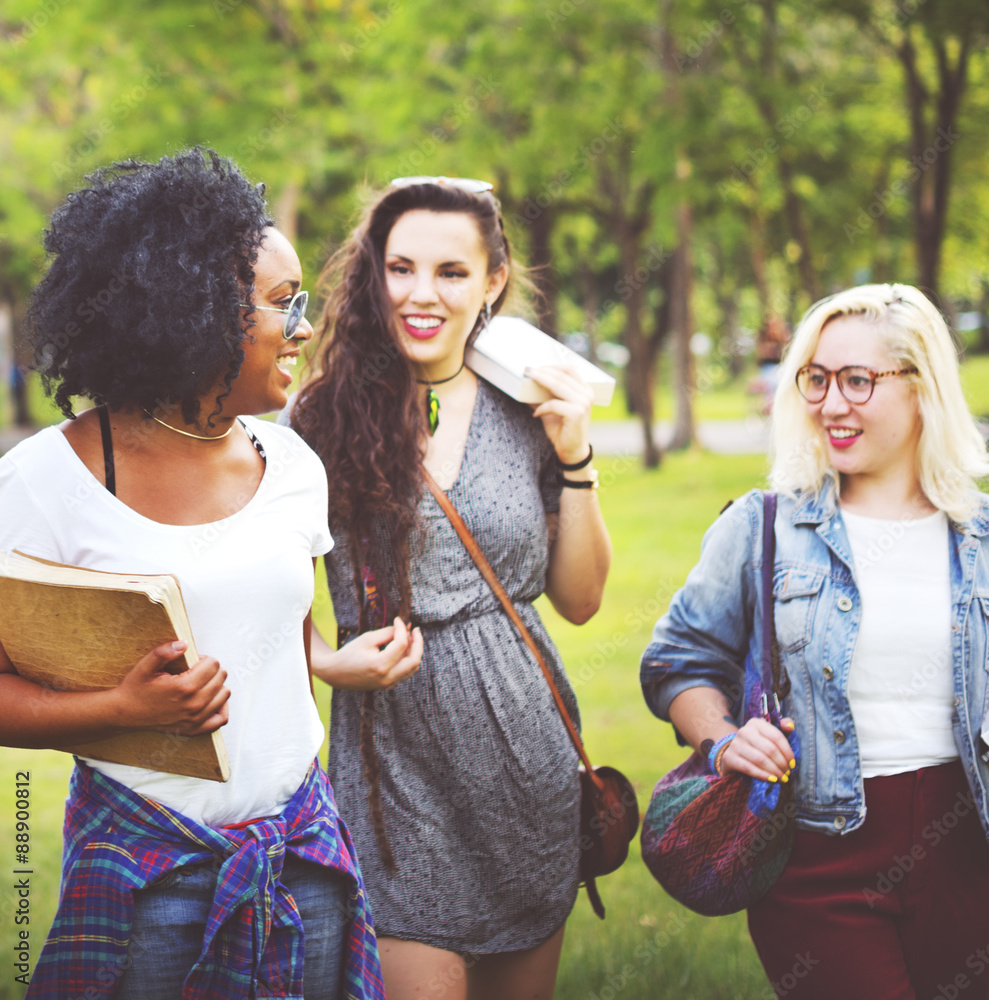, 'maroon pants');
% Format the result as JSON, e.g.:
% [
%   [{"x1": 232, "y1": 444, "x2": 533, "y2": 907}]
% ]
[{"x1": 748, "y1": 762, "x2": 989, "y2": 1000}]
